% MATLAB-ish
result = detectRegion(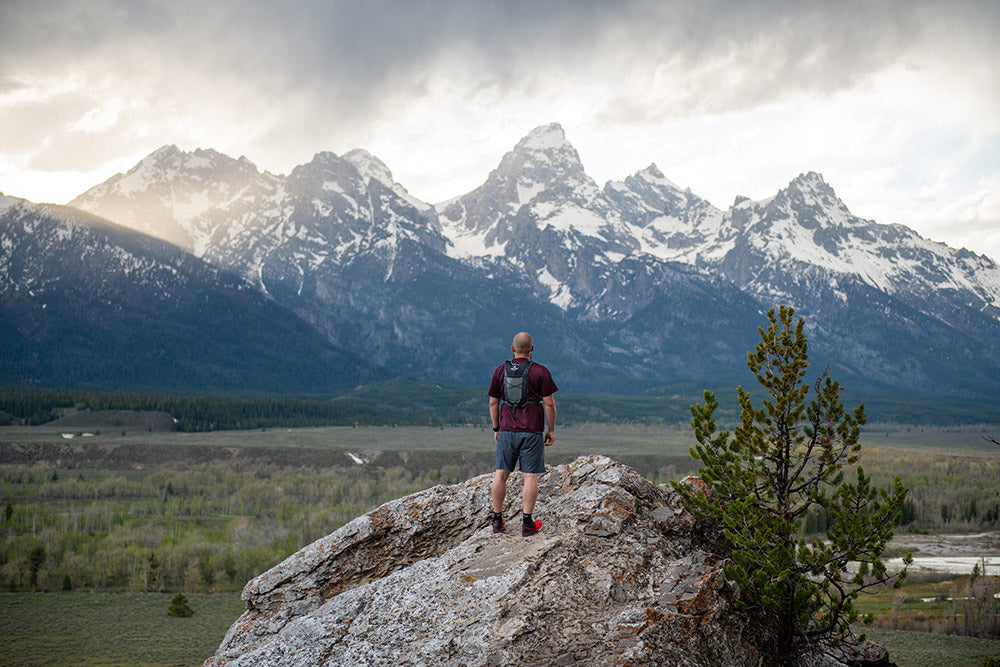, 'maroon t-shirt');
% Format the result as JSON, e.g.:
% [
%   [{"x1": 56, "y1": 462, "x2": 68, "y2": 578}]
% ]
[{"x1": 489, "y1": 357, "x2": 558, "y2": 432}]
